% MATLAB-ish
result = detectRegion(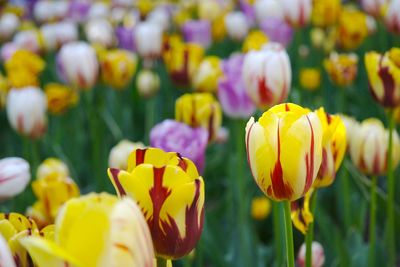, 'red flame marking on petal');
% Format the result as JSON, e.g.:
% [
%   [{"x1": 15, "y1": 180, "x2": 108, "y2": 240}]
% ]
[
  {"x1": 135, "y1": 149, "x2": 147, "y2": 166},
  {"x1": 109, "y1": 168, "x2": 126, "y2": 196},
  {"x1": 258, "y1": 76, "x2": 273, "y2": 106}
]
